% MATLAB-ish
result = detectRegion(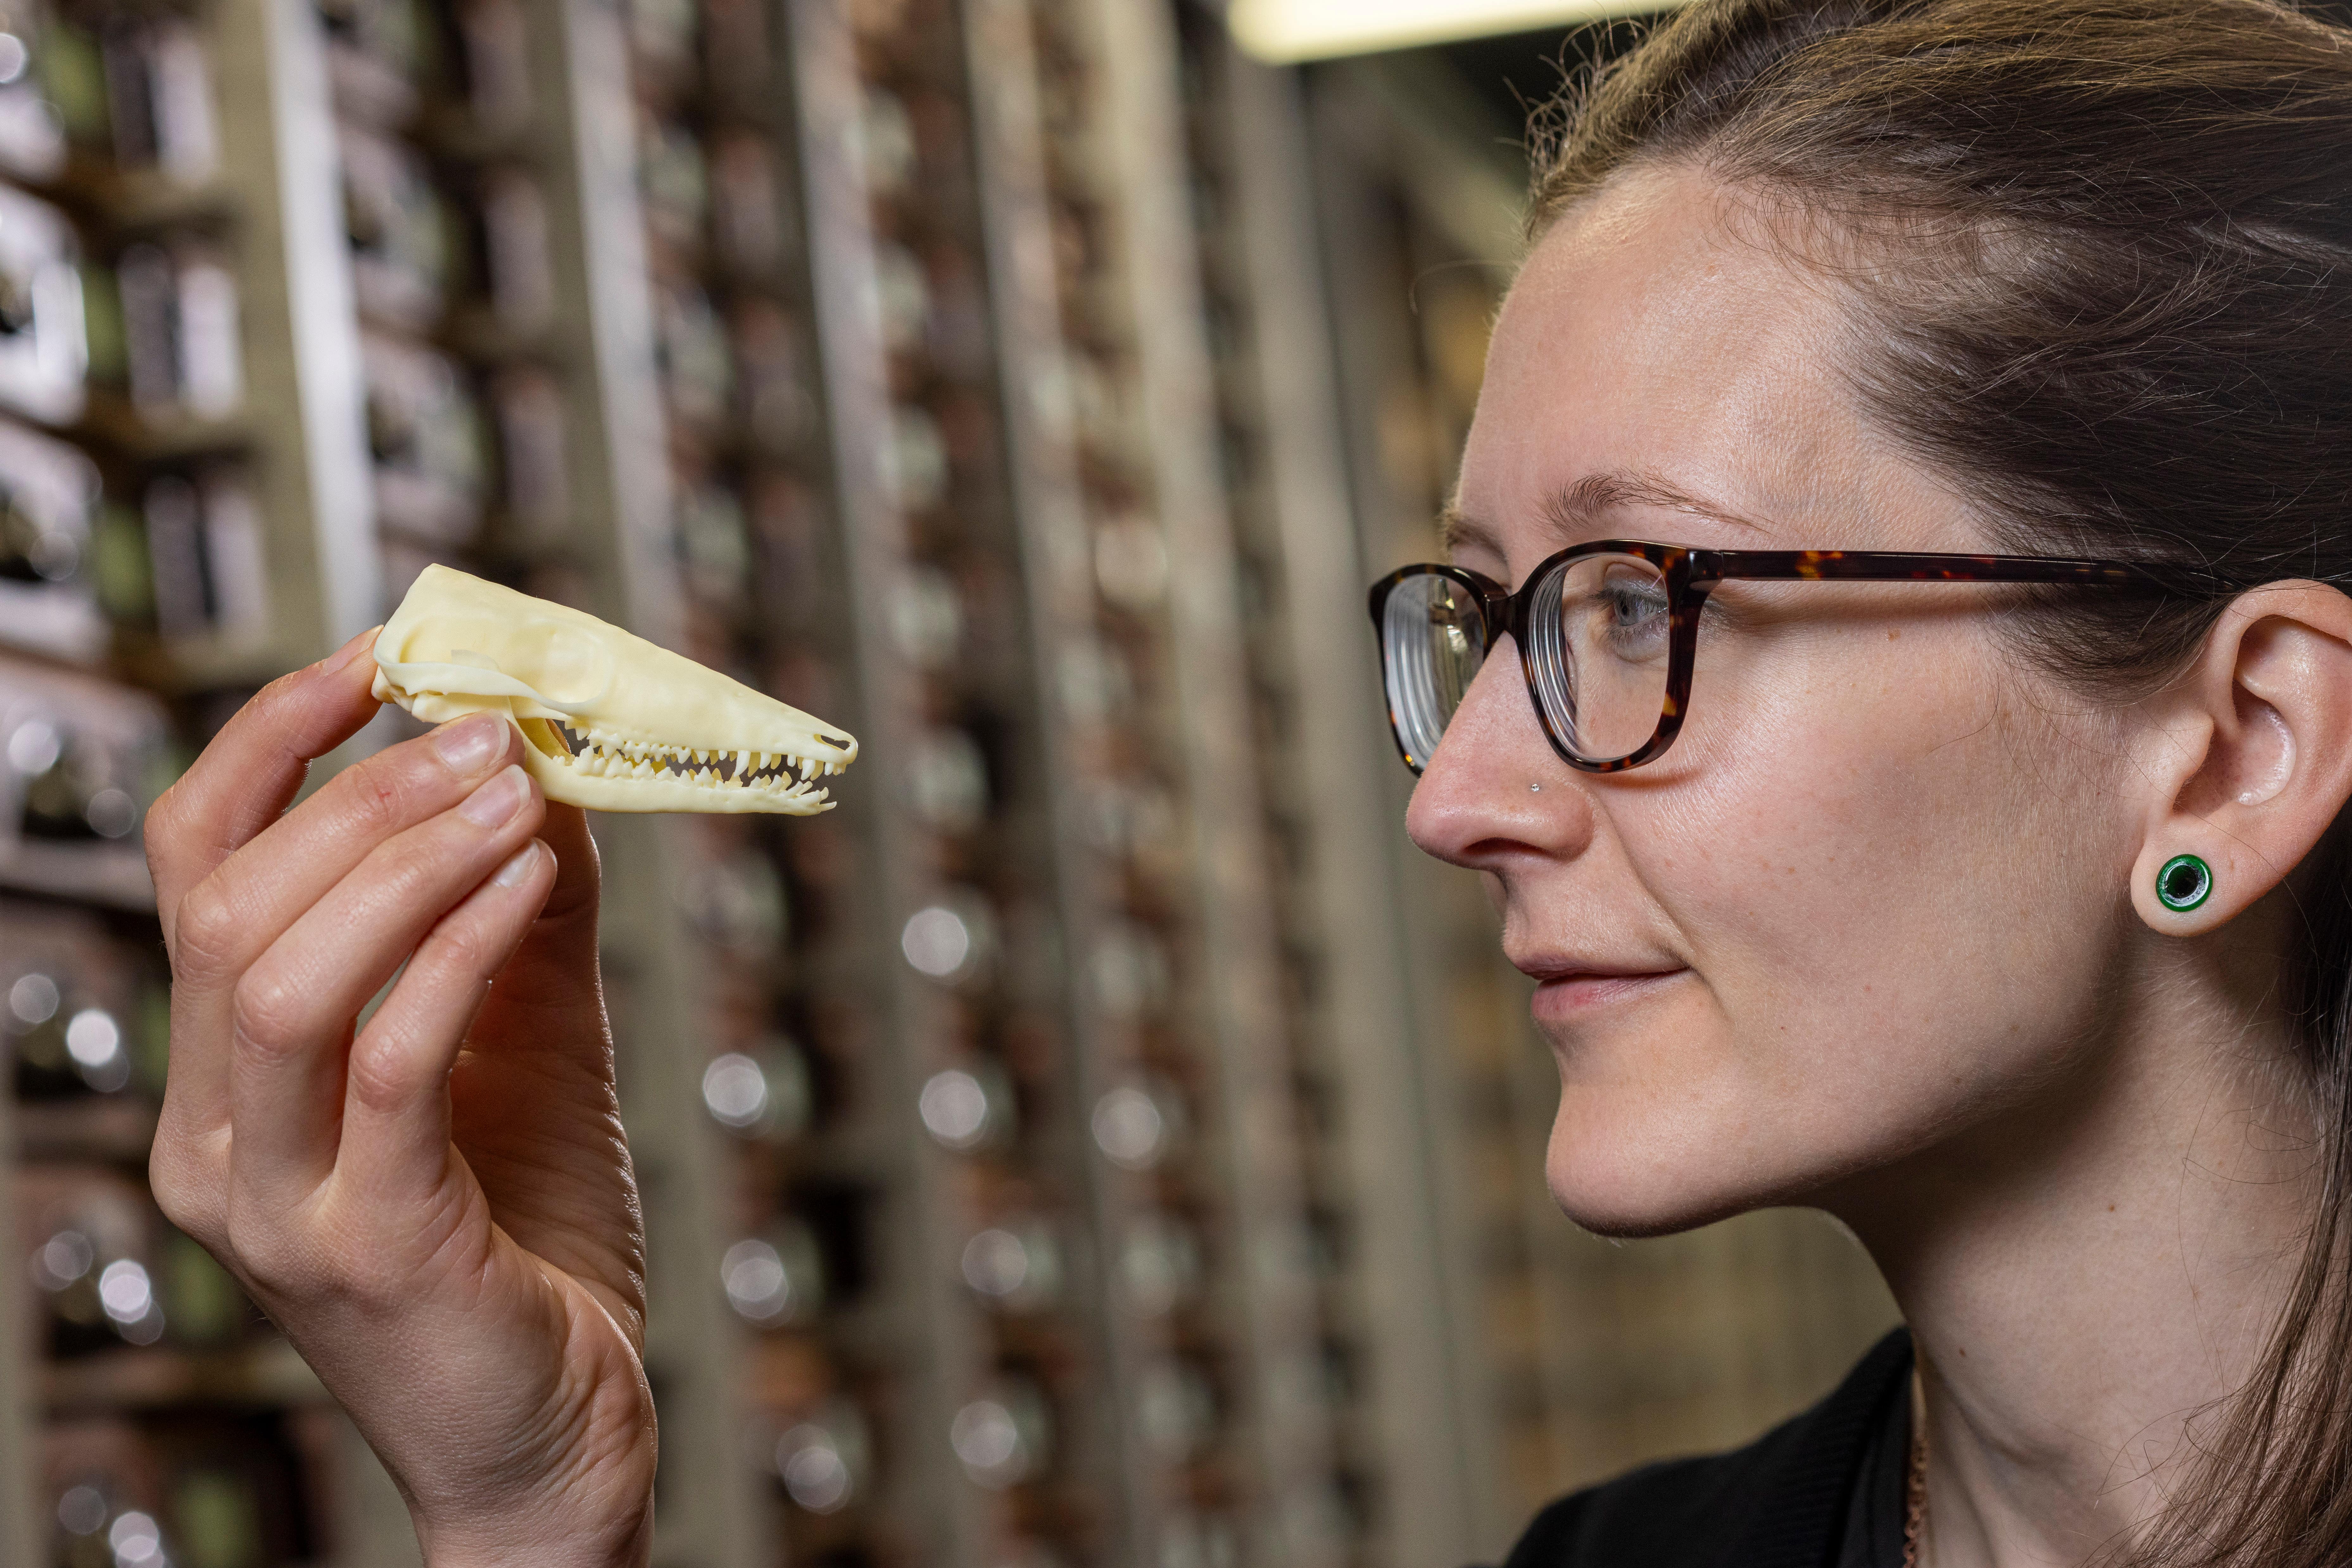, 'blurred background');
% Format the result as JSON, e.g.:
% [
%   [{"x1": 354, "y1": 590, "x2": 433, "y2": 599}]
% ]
[{"x1": 0, "y1": 0, "x2": 1900, "y2": 1563}]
